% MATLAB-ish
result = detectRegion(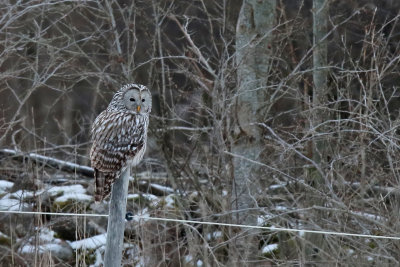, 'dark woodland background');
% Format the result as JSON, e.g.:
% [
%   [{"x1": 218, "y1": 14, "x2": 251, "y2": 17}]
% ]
[{"x1": 2, "y1": 0, "x2": 400, "y2": 266}]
